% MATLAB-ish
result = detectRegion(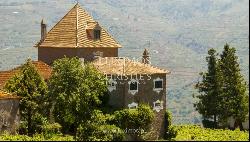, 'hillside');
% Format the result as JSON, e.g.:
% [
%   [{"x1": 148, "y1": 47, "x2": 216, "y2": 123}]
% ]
[{"x1": 0, "y1": 0, "x2": 249, "y2": 124}]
